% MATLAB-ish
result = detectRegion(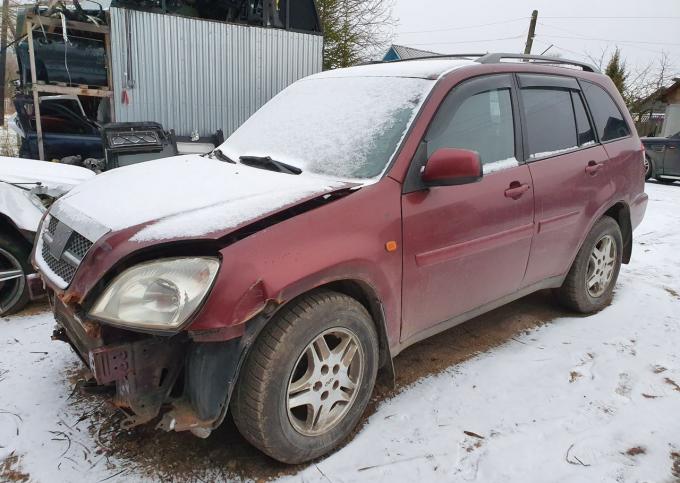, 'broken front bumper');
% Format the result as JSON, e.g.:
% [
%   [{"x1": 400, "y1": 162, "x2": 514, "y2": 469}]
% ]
[{"x1": 51, "y1": 293, "x2": 244, "y2": 436}]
